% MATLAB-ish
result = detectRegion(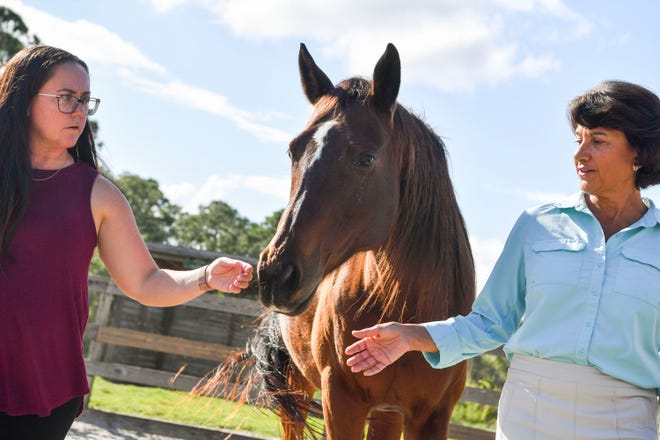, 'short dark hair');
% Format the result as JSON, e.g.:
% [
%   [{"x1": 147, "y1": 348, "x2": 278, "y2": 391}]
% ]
[{"x1": 567, "y1": 80, "x2": 660, "y2": 189}]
